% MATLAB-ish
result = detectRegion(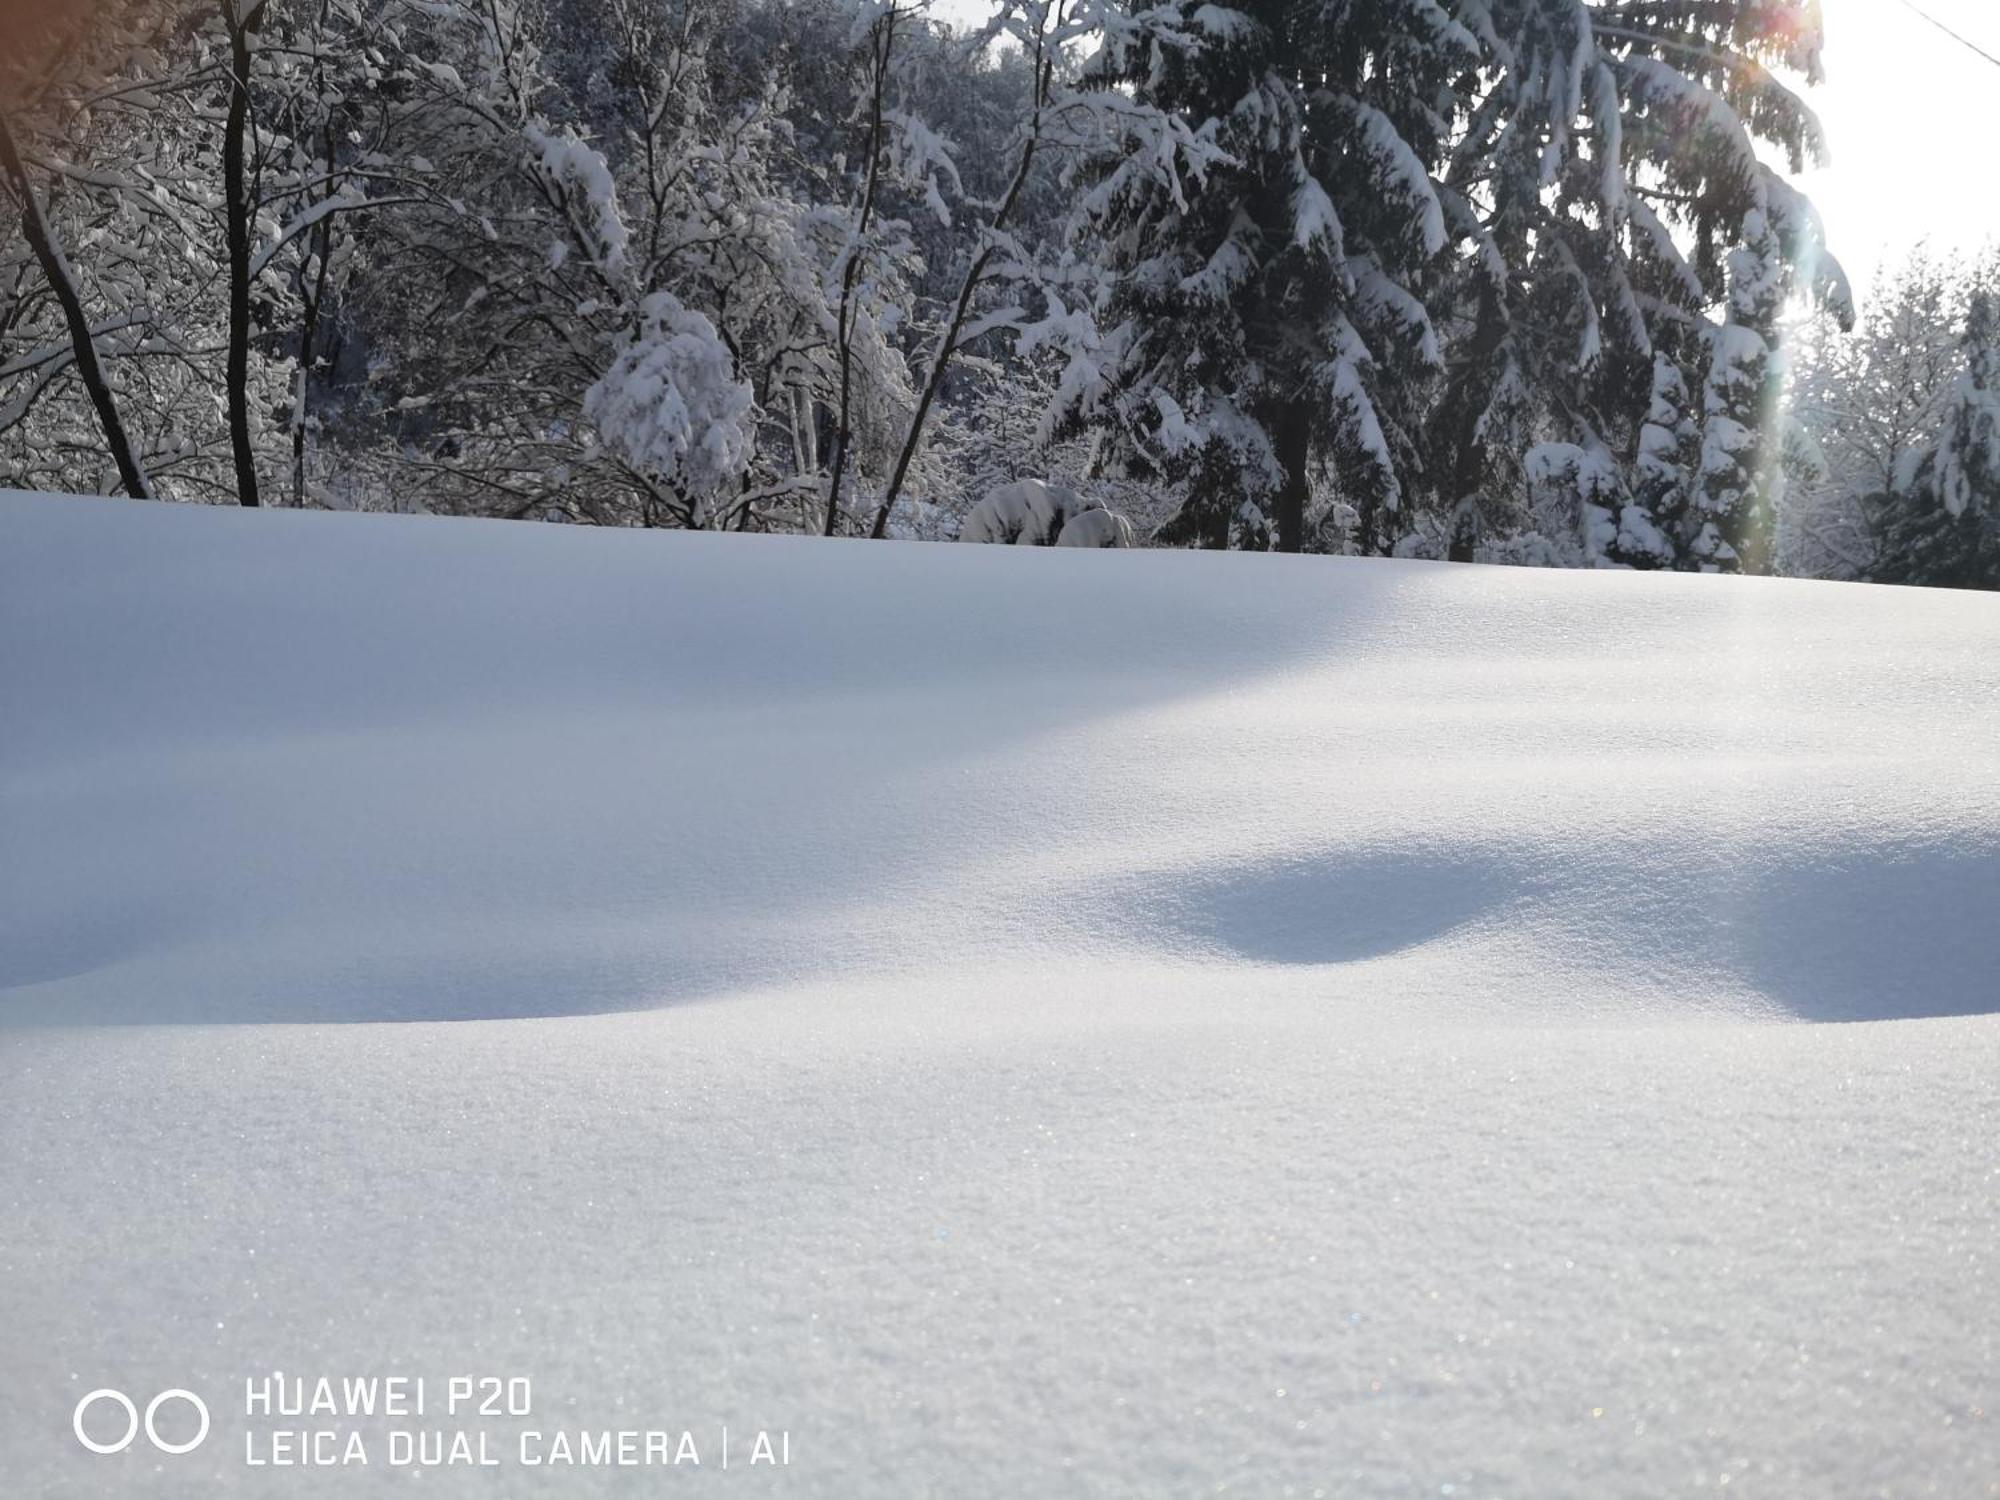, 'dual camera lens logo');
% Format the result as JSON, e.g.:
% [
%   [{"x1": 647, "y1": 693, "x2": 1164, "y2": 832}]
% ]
[{"x1": 72, "y1": 1388, "x2": 210, "y2": 1455}]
